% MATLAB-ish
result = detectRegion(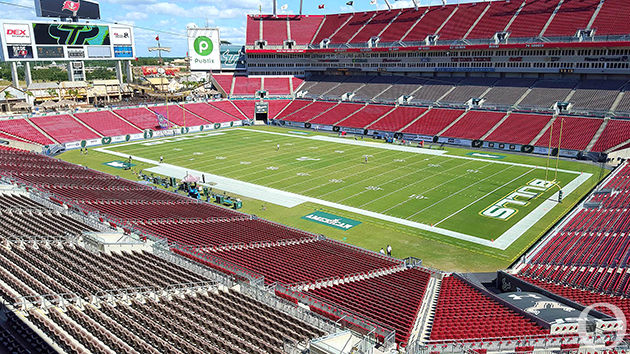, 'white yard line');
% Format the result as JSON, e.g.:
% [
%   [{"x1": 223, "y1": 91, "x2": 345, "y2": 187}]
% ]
[
  {"x1": 95, "y1": 128, "x2": 594, "y2": 250},
  {"x1": 433, "y1": 166, "x2": 533, "y2": 226},
  {"x1": 406, "y1": 165, "x2": 518, "y2": 221},
  {"x1": 363, "y1": 160, "x2": 478, "y2": 210}
]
